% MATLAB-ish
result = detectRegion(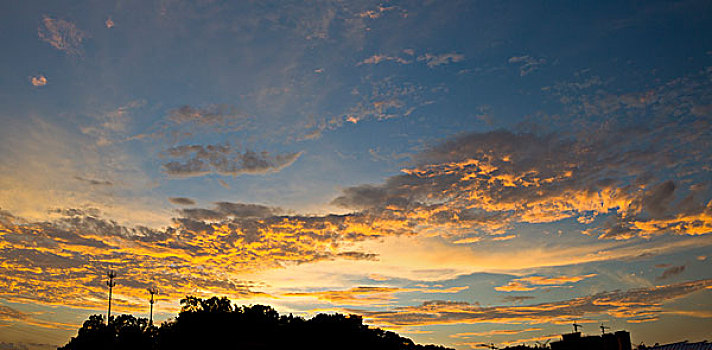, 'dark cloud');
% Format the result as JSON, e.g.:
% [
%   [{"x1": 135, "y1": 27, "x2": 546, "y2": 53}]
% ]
[
  {"x1": 0, "y1": 343, "x2": 28, "y2": 350},
  {"x1": 336, "y1": 251, "x2": 379, "y2": 261},
  {"x1": 657, "y1": 265, "x2": 686, "y2": 280},
  {"x1": 168, "y1": 197, "x2": 196, "y2": 206},
  {"x1": 640, "y1": 181, "x2": 676, "y2": 219},
  {"x1": 74, "y1": 176, "x2": 112, "y2": 186},
  {"x1": 355, "y1": 279, "x2": 712, "y2": 326},
  {"x1": 178, "y1": 202, "x2": 277, "y2": 220},
  {"x1": 162, "y1": 144, "x2": 302, "y2": 177}
]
